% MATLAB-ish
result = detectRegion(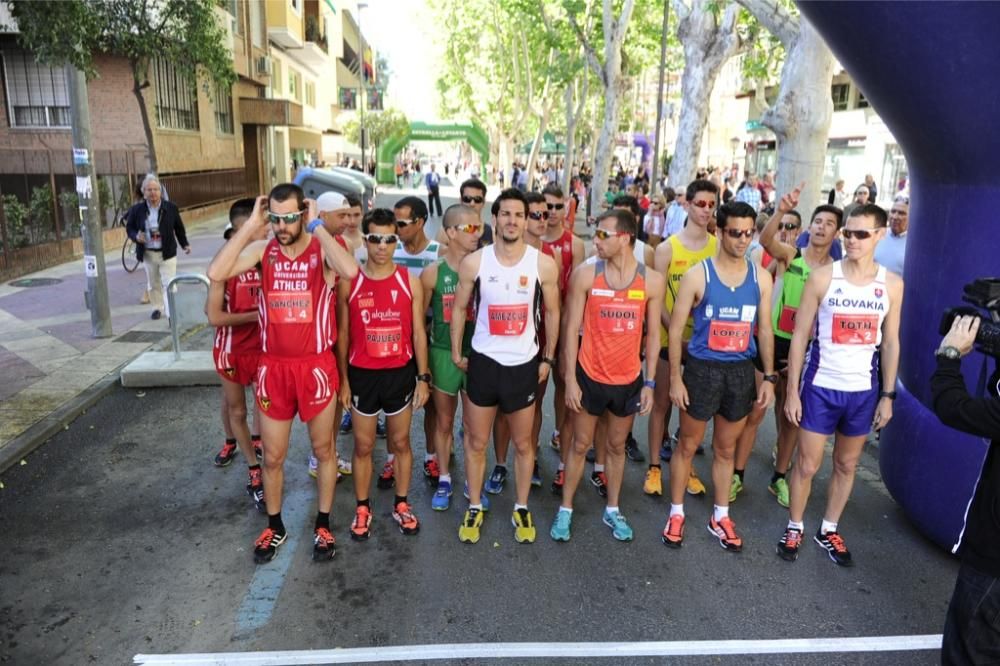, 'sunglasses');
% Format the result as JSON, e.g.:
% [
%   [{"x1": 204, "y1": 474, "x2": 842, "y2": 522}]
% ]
[
  {"x1": 723, "y1": 229, "x2": 754, "y2": 239},
  {"x1": 267, "y1": 211, "x2": 304, "y2": 225},
  {"x1": 546, "y1": 203, "x2": 565, "y2": 210},
  {"x1": 528, "y1": 211, "x2": 550, "y2": 221},
  {"x1": 461, "y1": 195, "x2": 485, "y2": 204},
  {"x1": 365, "y1": 233, "x2": 399, "y2": 245},
  {"x1": 690, "y1": 200, "x2": 716, "y2": 209},
  {"x1": 778, "y1": 222, "x2": 801, "y2": 231},
  {"x1": 395, "y1": 218, "x2": 417, "y2": 227},
  {"x1": 594, "y1": 228, "x2": 628, "y2": 240},
  {"x1": 841, "y1": 228, "x2": 880, "y2": 240},
  {"x1": 449, "y1": 223, "x2": 482, "y2": 234},
  {"x1": 854, "y1": 192, "x2": 867, "y2": 197}
]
